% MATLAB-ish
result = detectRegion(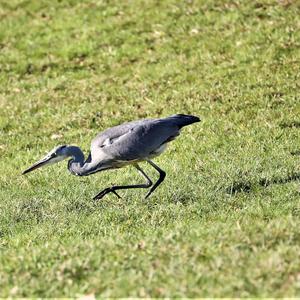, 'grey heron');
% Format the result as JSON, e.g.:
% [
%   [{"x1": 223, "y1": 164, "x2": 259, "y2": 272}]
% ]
[{"x1": 22, "y1": 114, "x2": 200, "y2": 200}]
